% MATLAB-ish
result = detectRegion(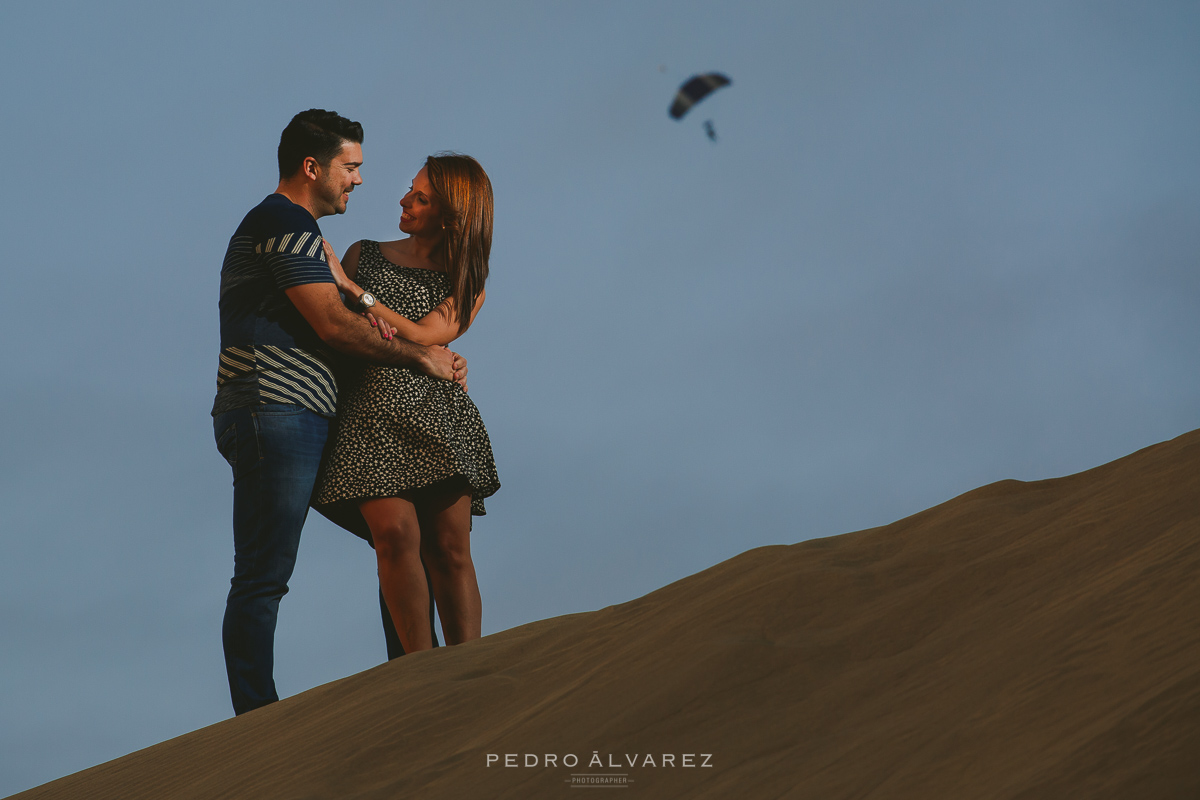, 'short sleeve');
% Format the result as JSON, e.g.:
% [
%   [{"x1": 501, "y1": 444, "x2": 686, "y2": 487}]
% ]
[{"x1": 259, "y1": 230, "x2": 335, "y2": 290}]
